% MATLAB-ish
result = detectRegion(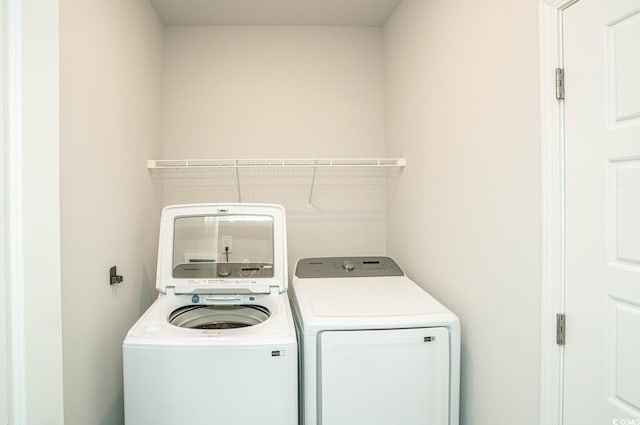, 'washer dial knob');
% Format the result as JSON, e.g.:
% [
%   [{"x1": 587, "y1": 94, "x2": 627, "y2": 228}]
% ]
[{"x1": 342, "y1": 260, "x2": 355, "y2": 271}]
